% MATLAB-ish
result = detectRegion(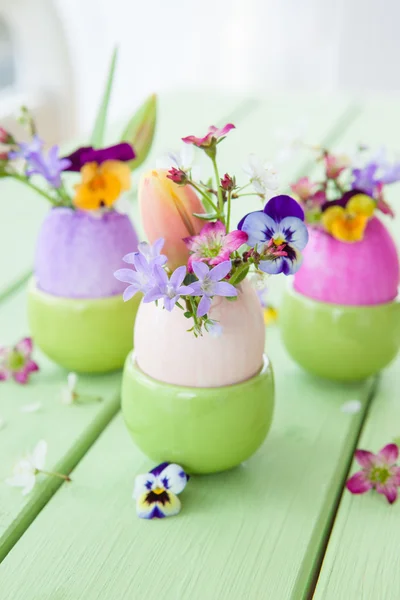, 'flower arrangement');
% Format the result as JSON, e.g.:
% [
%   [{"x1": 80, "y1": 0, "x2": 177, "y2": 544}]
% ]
[
  {"x1": 0, "y1": 99, "x2": 155, "y2": 216},
  {"x1": 115, "y1": 124, "x2": 309, "y2": 336},
  {"x1": 290, "y1": 147, "x2": 400, "y2": 243}
]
